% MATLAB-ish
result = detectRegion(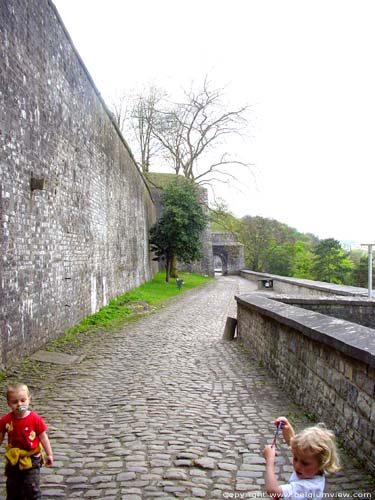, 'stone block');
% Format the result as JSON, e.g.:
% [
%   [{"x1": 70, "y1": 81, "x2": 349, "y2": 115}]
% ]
[
  {"x1": 353, "y1": 368, "x2": 375, "y2": 397},
  {"x1": 357, "y1": 393, "x2": 372, "y2": 420},
  {"x1": 347, "y1": 383, "x2": 359, "y2": 408},
  {"x1": 344, "y1": 364, "x2": 353, "y2": 381}
]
